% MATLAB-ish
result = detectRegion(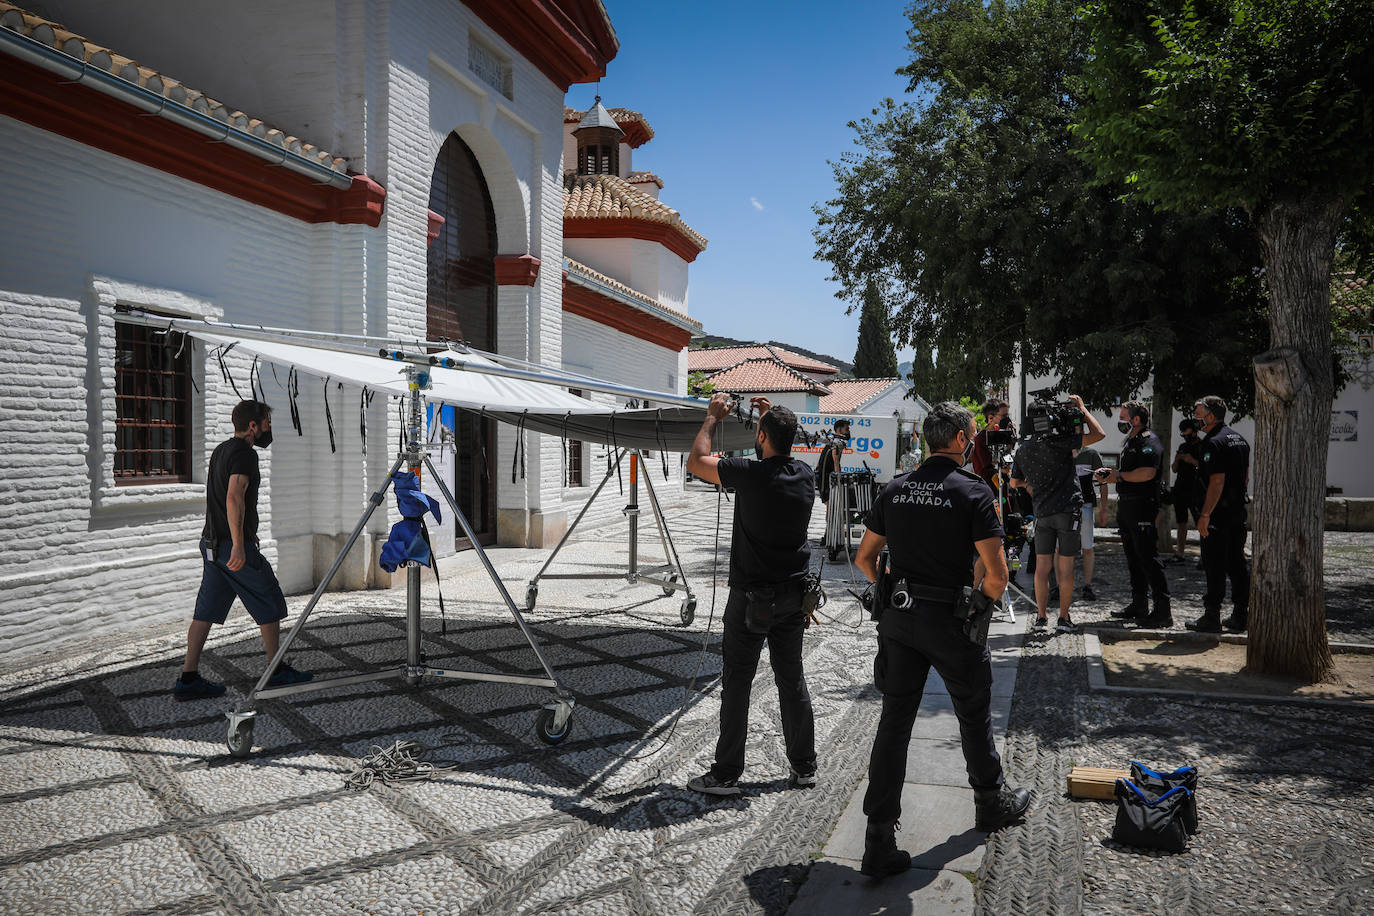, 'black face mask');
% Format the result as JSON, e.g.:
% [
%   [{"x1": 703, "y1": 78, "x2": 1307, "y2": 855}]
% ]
[
  {"x1": 960, "y1": 436, "x2": 975, "y2": 465},
  {"x1": 254, "y1": 428, "x2": 273, "y2": 449},
  {"x1": 1117, "y1": 421, "x2": 1132, "y2": 435}
]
